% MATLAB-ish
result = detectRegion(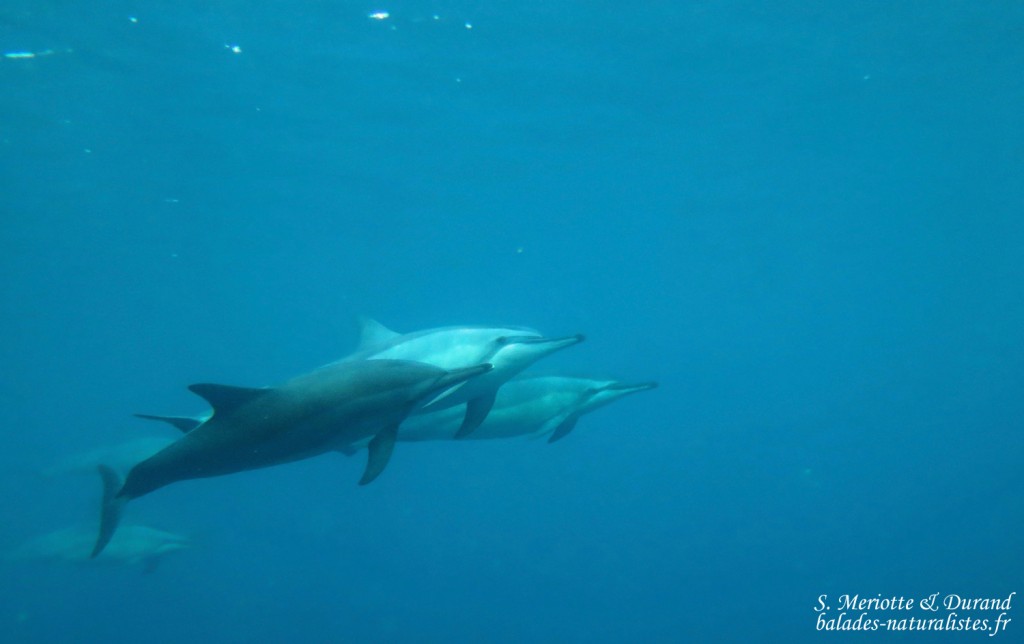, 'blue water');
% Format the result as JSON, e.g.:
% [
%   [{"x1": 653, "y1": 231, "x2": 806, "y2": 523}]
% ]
[{"x1": 2, "y1": 2, "x2": 1021, "y2": 642}]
